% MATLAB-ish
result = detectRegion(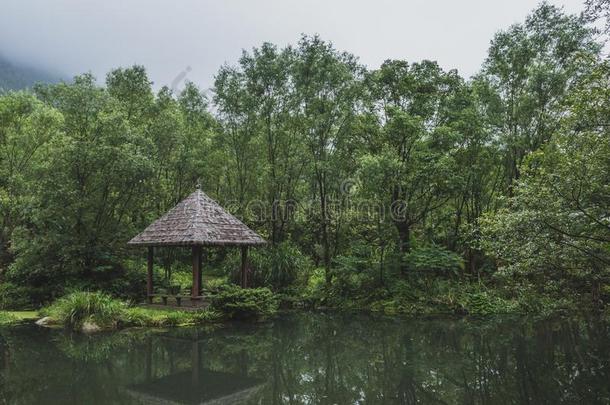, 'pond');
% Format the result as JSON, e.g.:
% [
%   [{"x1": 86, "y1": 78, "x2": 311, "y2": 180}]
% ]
[{"x1": 0, "y1": 313, "x2": 609, "y2": 404}]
